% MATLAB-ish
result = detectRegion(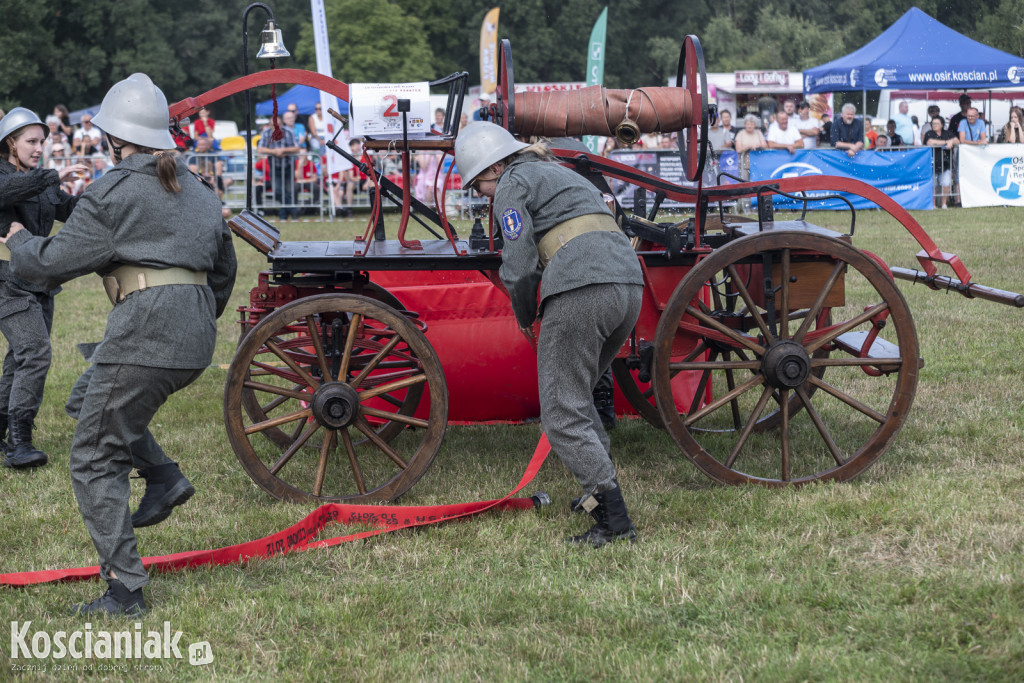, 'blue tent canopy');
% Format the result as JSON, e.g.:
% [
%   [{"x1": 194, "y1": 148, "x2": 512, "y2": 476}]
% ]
[
  {"x1": 804, "y1": 7, "x2": 1024, "y2": 93},
  {"x1": 255, "y1": 84, "x2": 348, "y2": 116}
]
